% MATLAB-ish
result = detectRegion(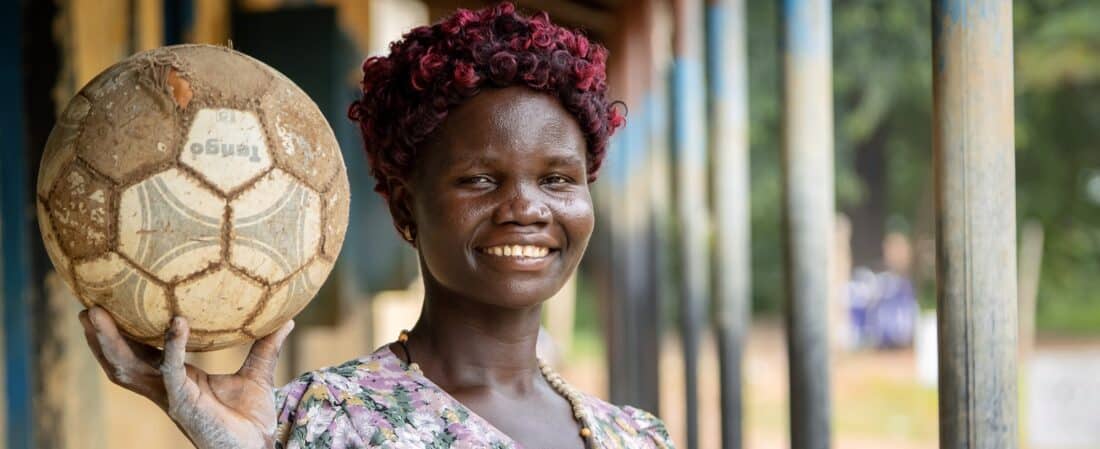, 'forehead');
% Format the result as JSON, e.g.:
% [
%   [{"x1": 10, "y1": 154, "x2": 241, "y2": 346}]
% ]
[{"x1": 424, "y1": 87, "x2": 586, "y2": 166}]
